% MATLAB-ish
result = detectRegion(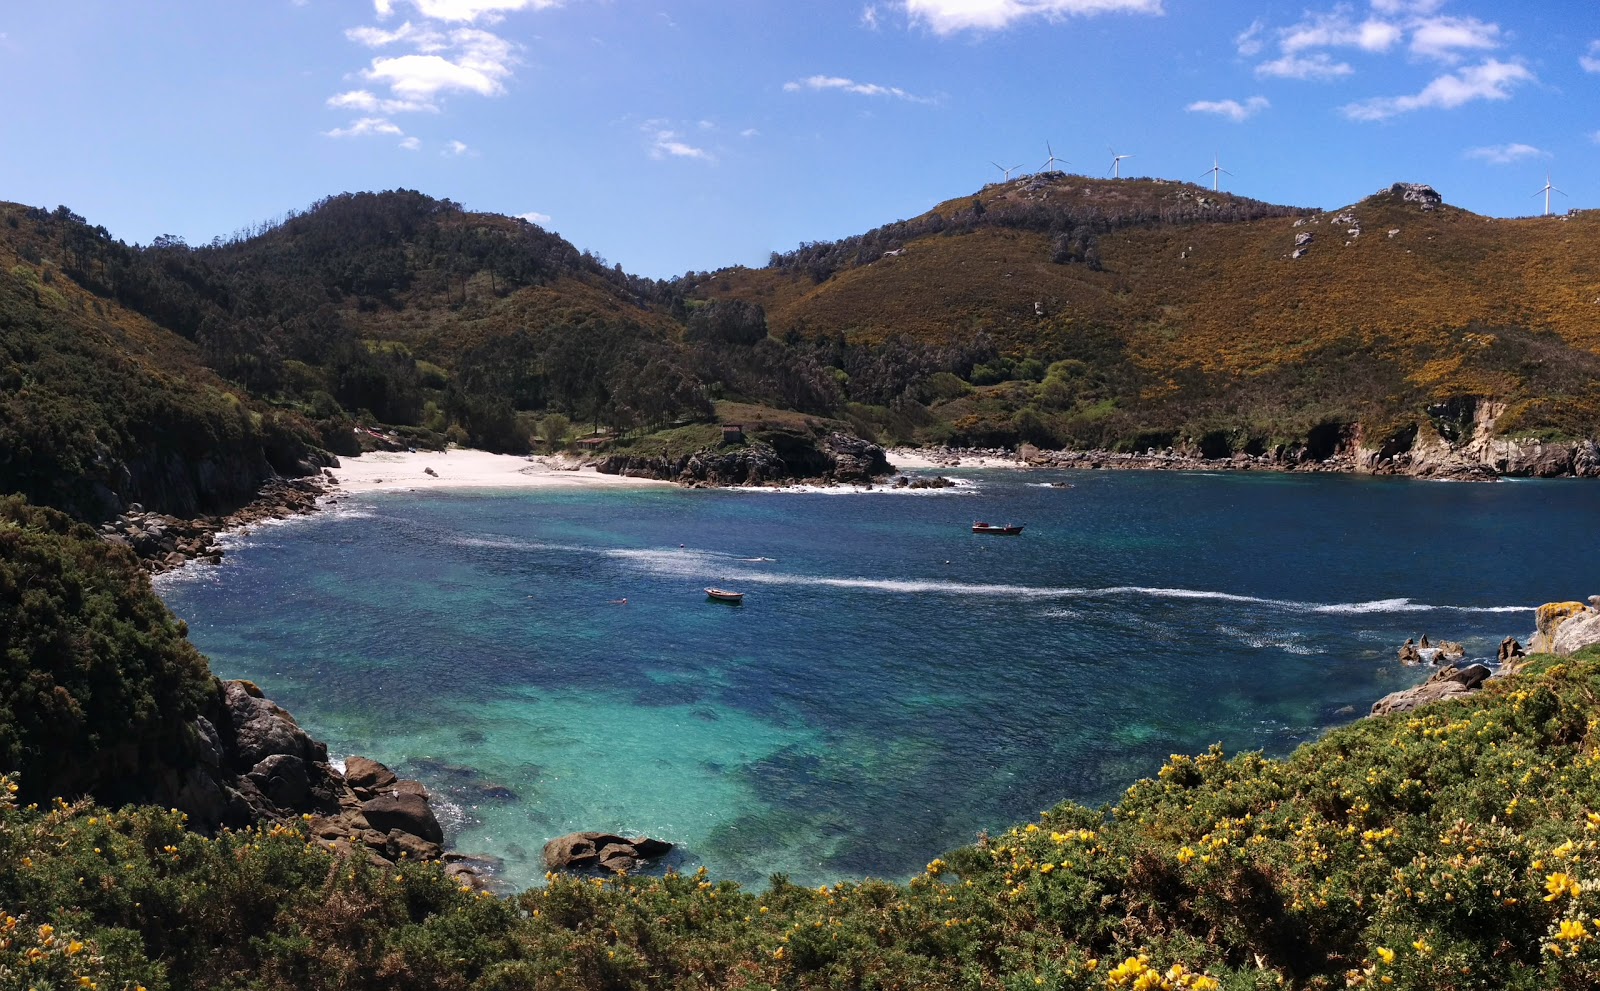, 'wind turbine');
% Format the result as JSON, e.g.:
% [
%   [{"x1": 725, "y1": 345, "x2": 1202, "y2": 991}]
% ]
[
  {"x1": 1041, "y1": 141, "x2": 1069, "y2": 173},
  {"x1": 1200, "y1": 153, "x2": 1233, "y2": 192},
  {"x1": 991, "y1": 161, "x2": 1024, "y2": 181},
  {"x1": 1108, "y1": 147, "x2": 1133, "y2": 178},
  {"x1": 1533, "y1": 172, "x2": 1566, "y2": 216}
]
